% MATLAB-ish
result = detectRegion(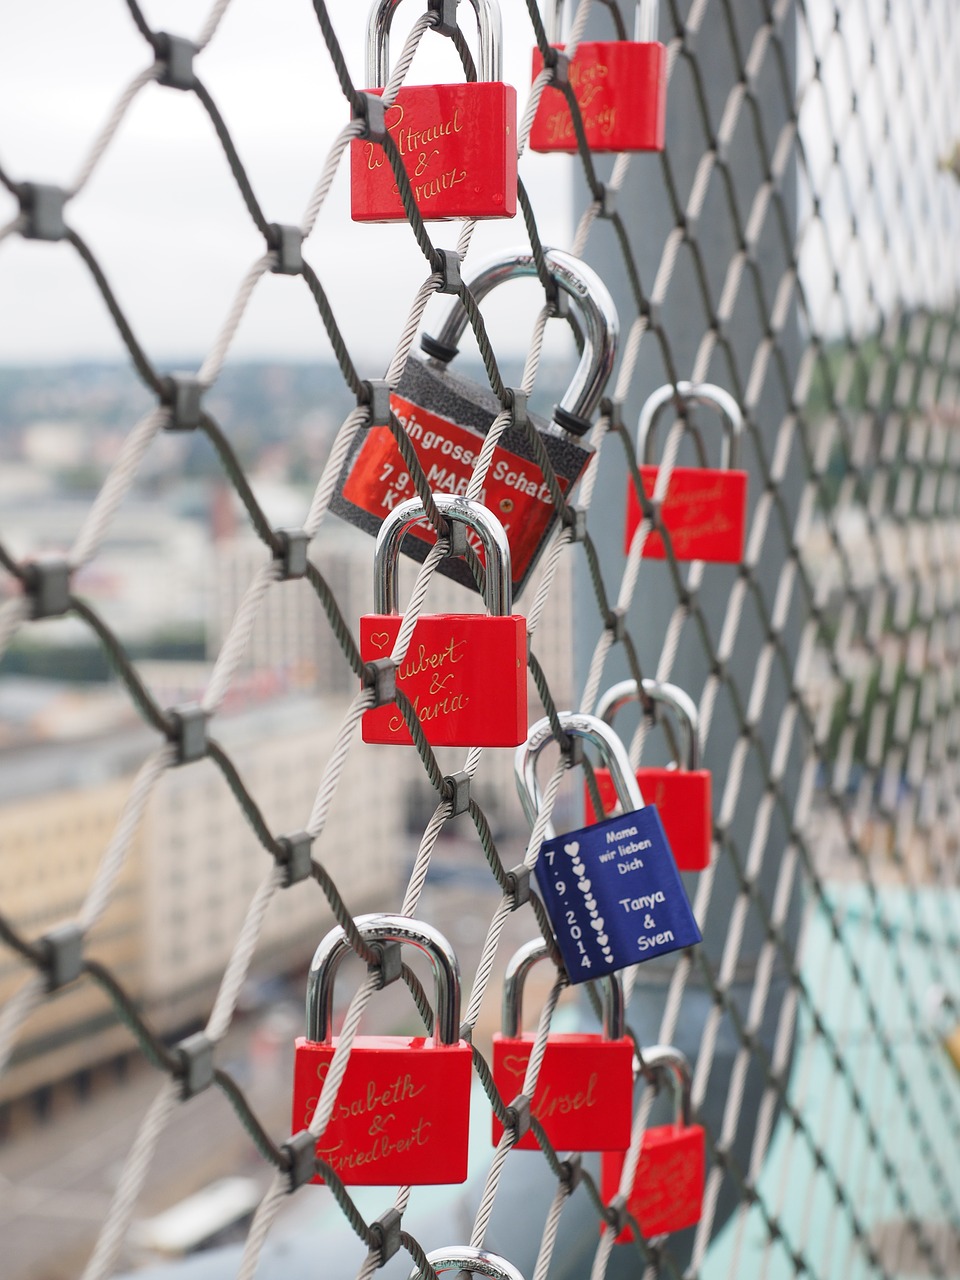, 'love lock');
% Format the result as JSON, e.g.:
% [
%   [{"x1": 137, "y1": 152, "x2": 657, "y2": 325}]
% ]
[
  {"x1": 602, "y1": 1044, "x2": 706, "y2": 1240},
  {"x1": 491, "y1": 937, "x2": 633, "y2": 1151},
  {"x1": 411, "y1": 1248, "x2": 526, "y2": 1280},
  {"x1": 359, "y1": 492, "x2": 527, "y2": 747},
  {"x1": 515, "y1": 712, "x2": 701, "y2": 983},
  {"x1": 586, "y1": 678, "x2": 713, "y2": 871},
  {"x1": 291, "y1": 913, "x2": 472, "y2": 1186},
  {"x1": 351, "y1": 0, "x2": 517, "y2": 221},
  {"x1": 530, "y1": 0, "x2": 667, "y2": 153},
  {"x1": 624, "y1": 381, "x2": 748, "y2": 563},
  {"x1": 334, "y1": 247, "x2": 618, "y2": 598}
]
